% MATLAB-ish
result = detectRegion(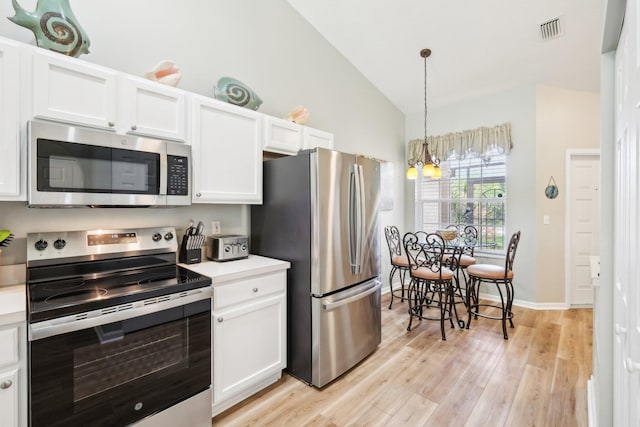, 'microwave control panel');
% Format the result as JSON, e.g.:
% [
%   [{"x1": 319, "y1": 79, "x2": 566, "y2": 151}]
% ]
[{"x1": 167, "y1": 155, "x2": 189, "y2": 196}]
